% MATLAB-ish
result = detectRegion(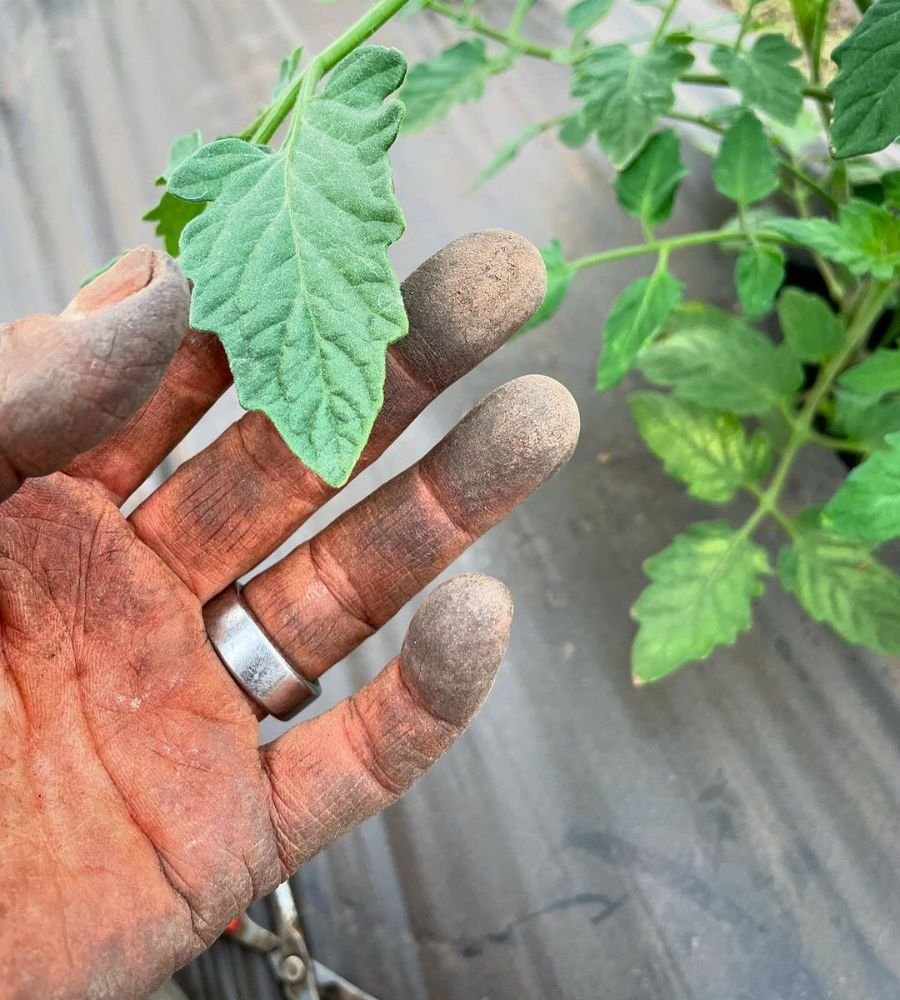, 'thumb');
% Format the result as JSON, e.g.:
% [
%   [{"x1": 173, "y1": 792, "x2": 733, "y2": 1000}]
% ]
[{"x1": 0, "y1": 248, "x2": 190, "y2": 503}]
